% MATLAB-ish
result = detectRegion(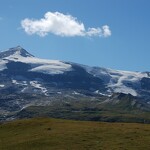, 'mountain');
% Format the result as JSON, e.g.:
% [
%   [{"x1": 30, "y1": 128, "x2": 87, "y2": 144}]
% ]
[{"x1": 0, "y1": 46, "x2": 150, "y2": 122}]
